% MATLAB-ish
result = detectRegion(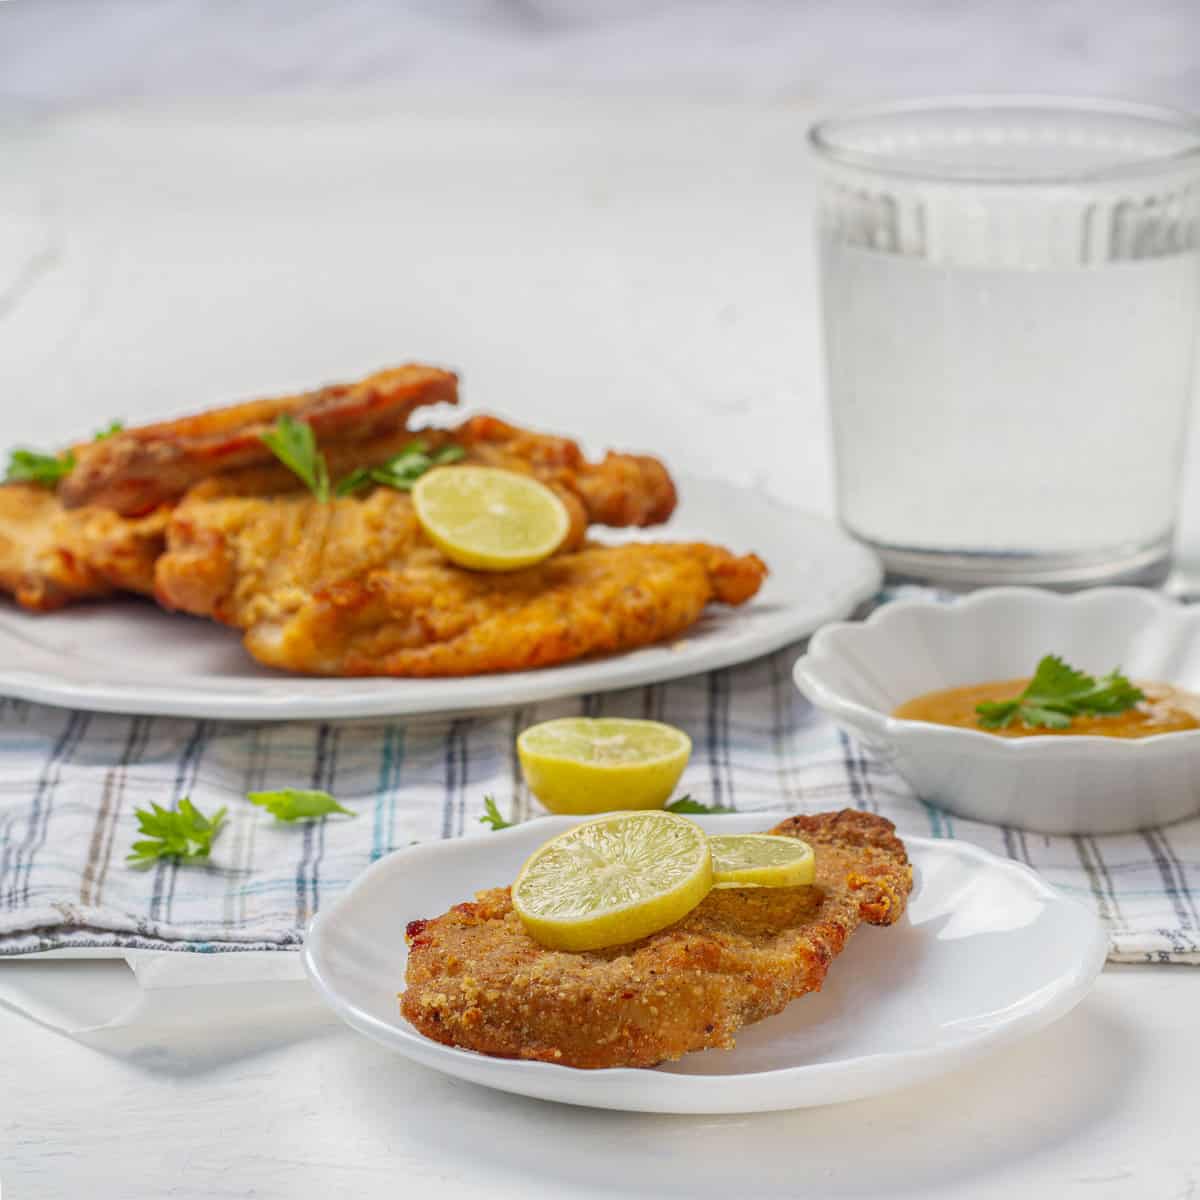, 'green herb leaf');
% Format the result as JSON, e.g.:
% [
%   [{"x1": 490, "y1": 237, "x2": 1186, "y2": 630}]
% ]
[
  {"x1": 334, "y1": 467, "x2": 373, "y2": 497},
  {"x1": 93, "y1": 420, "x2": 125, "y2": 441},
  {"x1": 479, "y1": 795, "x2": 515, "y2": 830},
  {"x1": 261, "y1": 415, "x2": 330, "y2": 501},
  {"x1": 665, "y1": 795, "x2": 735, "y2": 815},
  {"x1": 975, "y1": 655, "x2": 1145, "y2": 731},
  {"x1": 974, "y1": 699, "x2": 1019, "y2": 729},
  {"x1": 430, "y1": 444, "x2": 467, "y2": 466},
  {"x1": 1018, "y1": 705, "x2": 1074, "y2": 730},
  {"x1": 247, "y1": 788, "x2": 356, "y2": 822},
  {"x1": 5, "y1": 448, "x2": 76, "y2": 487},
  {"x1": 126, "y1": 798, "x2": 226, "y2": 867},
  {"x1": 335, "y1": 442, "x2": 466, "y2": 497}
]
